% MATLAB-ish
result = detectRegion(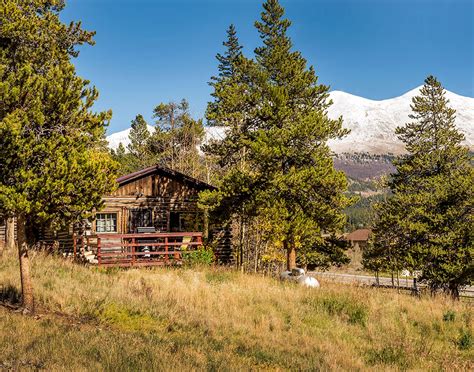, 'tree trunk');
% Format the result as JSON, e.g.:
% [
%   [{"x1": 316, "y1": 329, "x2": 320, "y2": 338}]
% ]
[
  {"x1": 17, "y1": 215, "x2": 34, "y2": 313},
  {"x1": 241, "y1": 220, "x2": 247, "y2": 273},
  {"x1": 449, "y1": 283, "x2": 460, "y2": 300},
  {"x1": 203, "y1": 208, "x2": 209, "y2": 242},
  {"x1": 6, "y1": 217, "x2": 16, "y2": 251},
  {"x1": 286, "y1": 239, "x2": 296, "y2": 271},
  {"x1": 396, "y1": 270, "x2": 400, "y2": 293}
]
